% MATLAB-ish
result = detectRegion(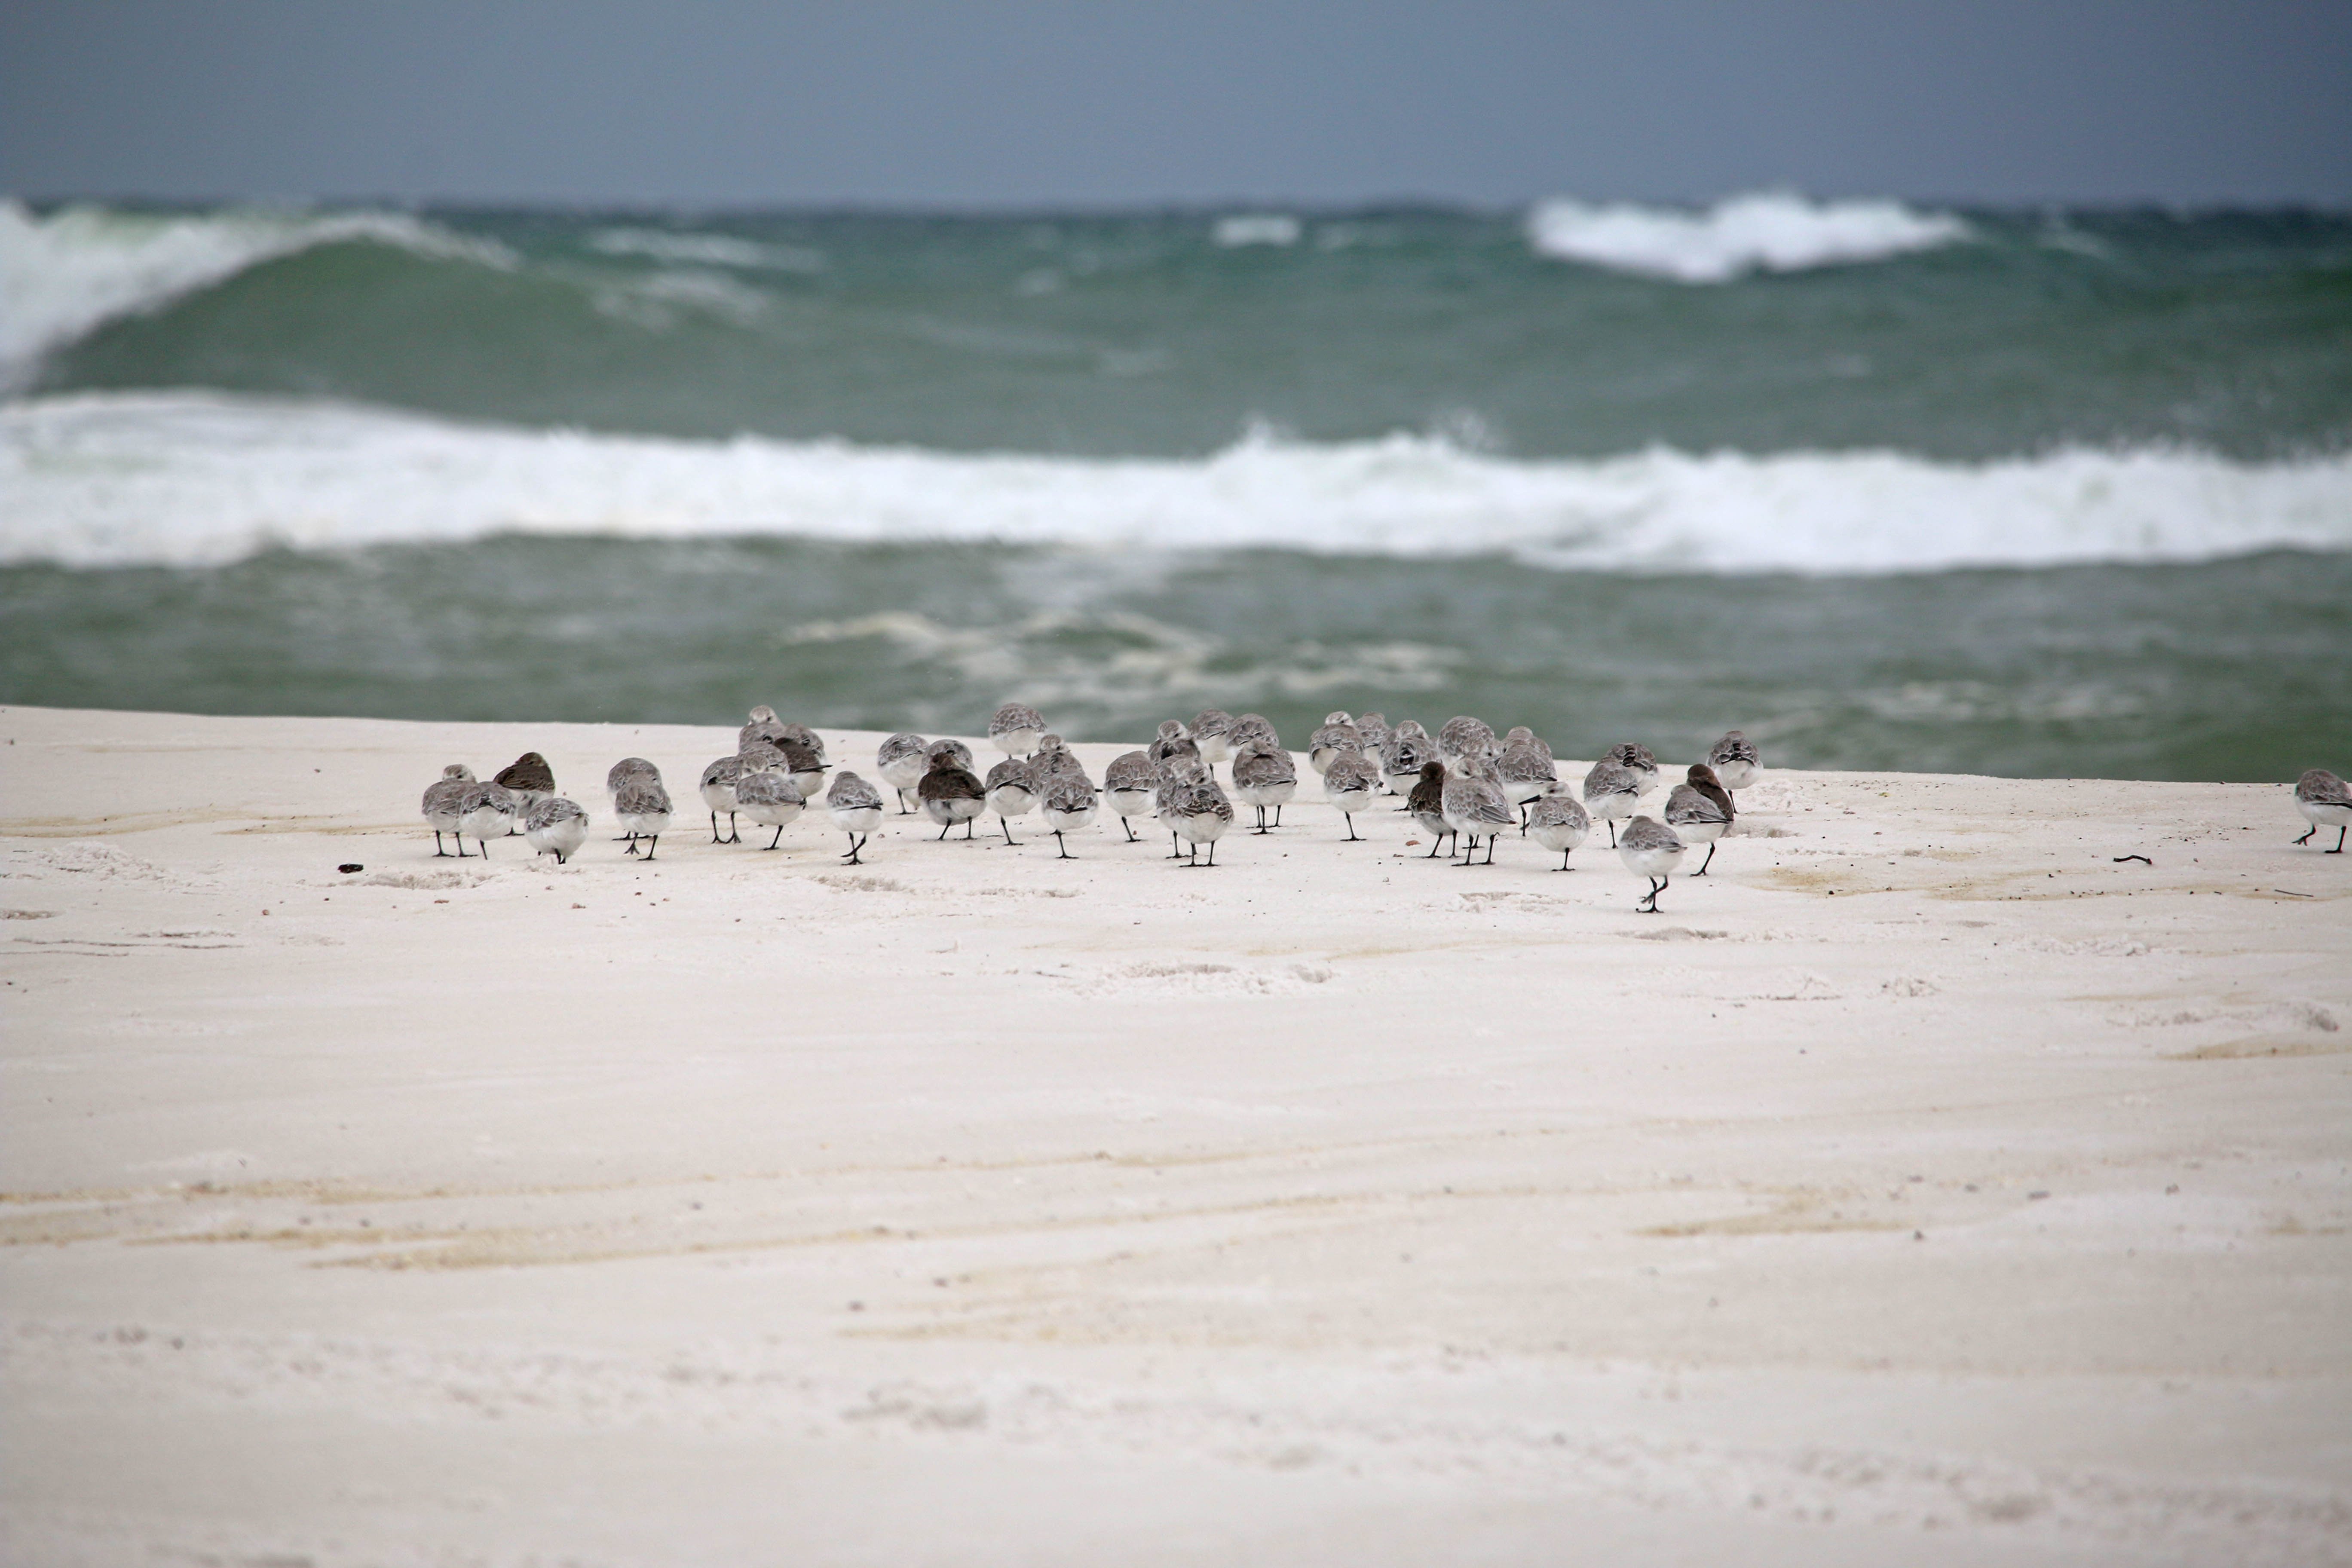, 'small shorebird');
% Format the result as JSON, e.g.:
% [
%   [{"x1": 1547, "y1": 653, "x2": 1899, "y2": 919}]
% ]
[
  {"x1": 1617, "y1": 815, "x2": 1687, "y2": 913},
  {"x1": 1583, "y1": 758, "x2": 1641, "y2": 847},
  {"x1": 1353, "y1": 714, "x2": 1391, "y2": 784},
  {"x1": 1102, "y1": 750, "x2": 1157, "y2": 841},
  {"x1": 876, "y1": 733, "x2": 930, "y2": 814},
  {"x1": 919, "y1": 750, "x2": 988, "y2": 840},
  {"x1": 1407, "y1": 761, "x2": 1456, "y2": 858},
  {"x1": 775, "y1": 739, "x2": 827, "y2": 802},
  {"x1": 1038, "y1": 773, "x2": 1098, "y2": 858},
  {"x1": 1438, "y1": 716, "x2": 1497, "y2": 772},
  {"x1": 1227, "y1": 714, "x2": 1280, "y2": 756},
  {"x1": 1709, "y1": 730, "x2": 1761, "y2": 799},
  {"x1": 1231, "y1": 740, "x2": 1298, "y2": 833},
  {"x1": 1381, "y1": 723, "x2": 1433, "y2": 803},
  {"x1": 422, "y1": 764, "x2": 475, "y2": 857},
  {"x1": 606, "y1": 757, "x2": 660, "y2": 841},
  {"x1": 1441, "y1": 755, "x2": 1515, "y2": 865},
  {"x1": 459, "y1": 780, "x2": 517, "y2": 856},
  {"x1": 700, "y1": 754, "x2": 747, "y2": 842},
  {"x1": 614, "y1": 775, "x2": 674, "y2": 859},
  {"x1": 1495, "y1": 741, "x2": 1557, "y2": 829},
  {"x1": 827, "y1": 771, "x2": 885, "y2": 864},
  {"x1": 1526, "y1": 783, "x2": 1591, "y2": 870},
  {"x1": 926, "y1": 737, "x2": 976, "y2": 772},
  {"x1": 1322, "y1": 745, "x2": 1379, "y2": 840},
  {"x1": 493, "y1": 752, "x2": 555, "y2": 829},
  {"x1": 990, "y1": 702, "x2": 1047, "y2": 759},
  {"x1": 2294, "y1": 768, "x2": 2352, "y2": 852},
  {"x1": 1149, "y1": 720, "x2": 1203, "y2": 778},
  {"x1": 1663, "y1": 764, "x2": 1736, "y2": 875},
  {"x1": 1308, "y1": 712, "x2": 1360, "y2": 777},
  {"x1": 736, "y1": 766, "x2": 805, "y2": 849},
  {"x1": 1188, "y1": 710, "x2": 1237, "y2": 771},
  {"x1": 1603, "y1": 742, "x2": 1660, "y2": 797},
  {"x1": 774, "y1": 723, "x2": 827, "y2": 767},
  {"x1": 523, "y1": 796, "x2": 588, "y2": 864},
  {"x1": 1171, "y1": 761, "x2": 1234, "y2": 867},
  {"x1": 740, "y1": 706, "x2": 789, "y2": 749},
  {"x1": 1154, "y1": 753, "x2": 1193, "y2": 858},
  {"x1": 1502, "y1": 726, "x2": 1553, "y2": 763},
  {"x1": 984, "y1": 756, "x2": 1039, "y2": 844},
  {"x1": 1029, "y1": 734, "x2": 1086, "y2": 786}
]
